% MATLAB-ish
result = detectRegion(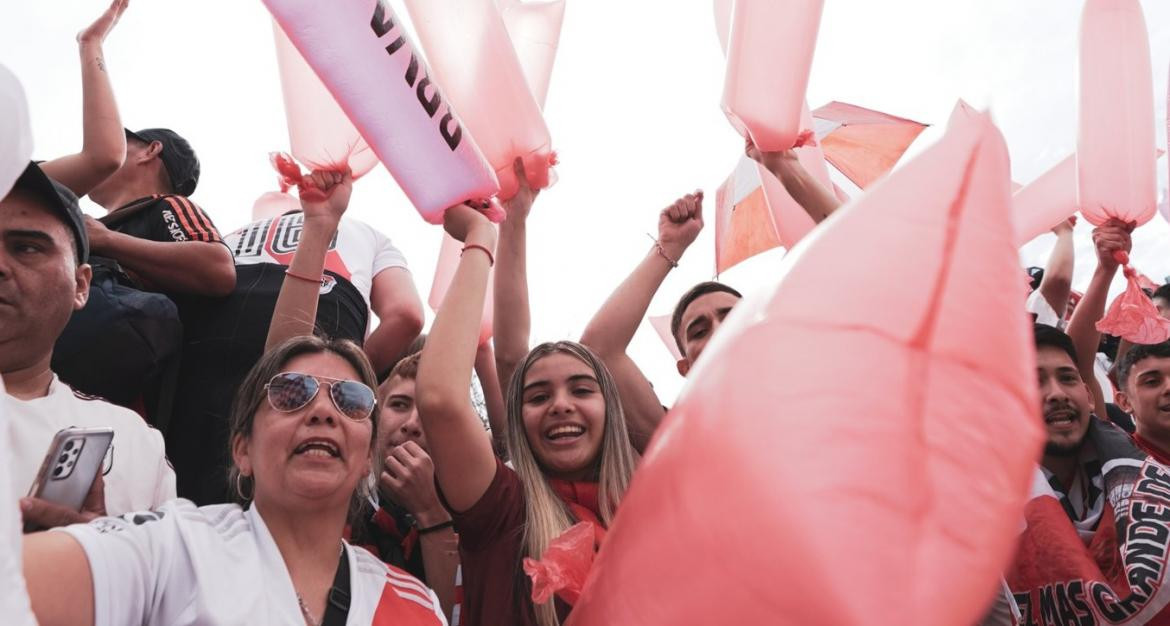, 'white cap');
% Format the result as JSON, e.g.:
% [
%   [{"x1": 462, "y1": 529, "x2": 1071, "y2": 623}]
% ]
[{"x1": 0, "y1": 63, "x2": 33, "y2": 200}]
